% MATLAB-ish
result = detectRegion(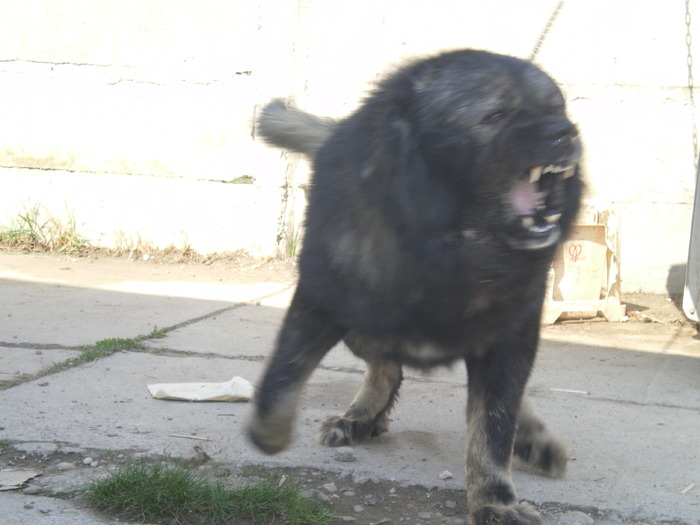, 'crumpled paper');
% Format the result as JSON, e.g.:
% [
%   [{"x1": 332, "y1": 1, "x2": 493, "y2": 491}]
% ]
[{"x1": 147, "y1": 376, "x2": 253, "y2": 402}]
